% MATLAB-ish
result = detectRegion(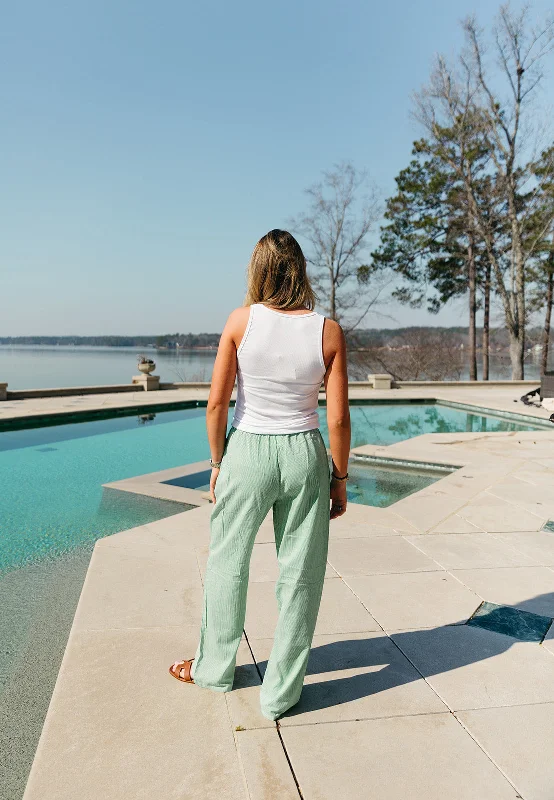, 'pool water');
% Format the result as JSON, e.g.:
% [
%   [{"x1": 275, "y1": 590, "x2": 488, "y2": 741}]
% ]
[
  {"x1": 346, "y1": 462, "x2": 443, "y2": 506},
  {"x1": 170, "y1": 463, "x2": 444, "y2": 508}
]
